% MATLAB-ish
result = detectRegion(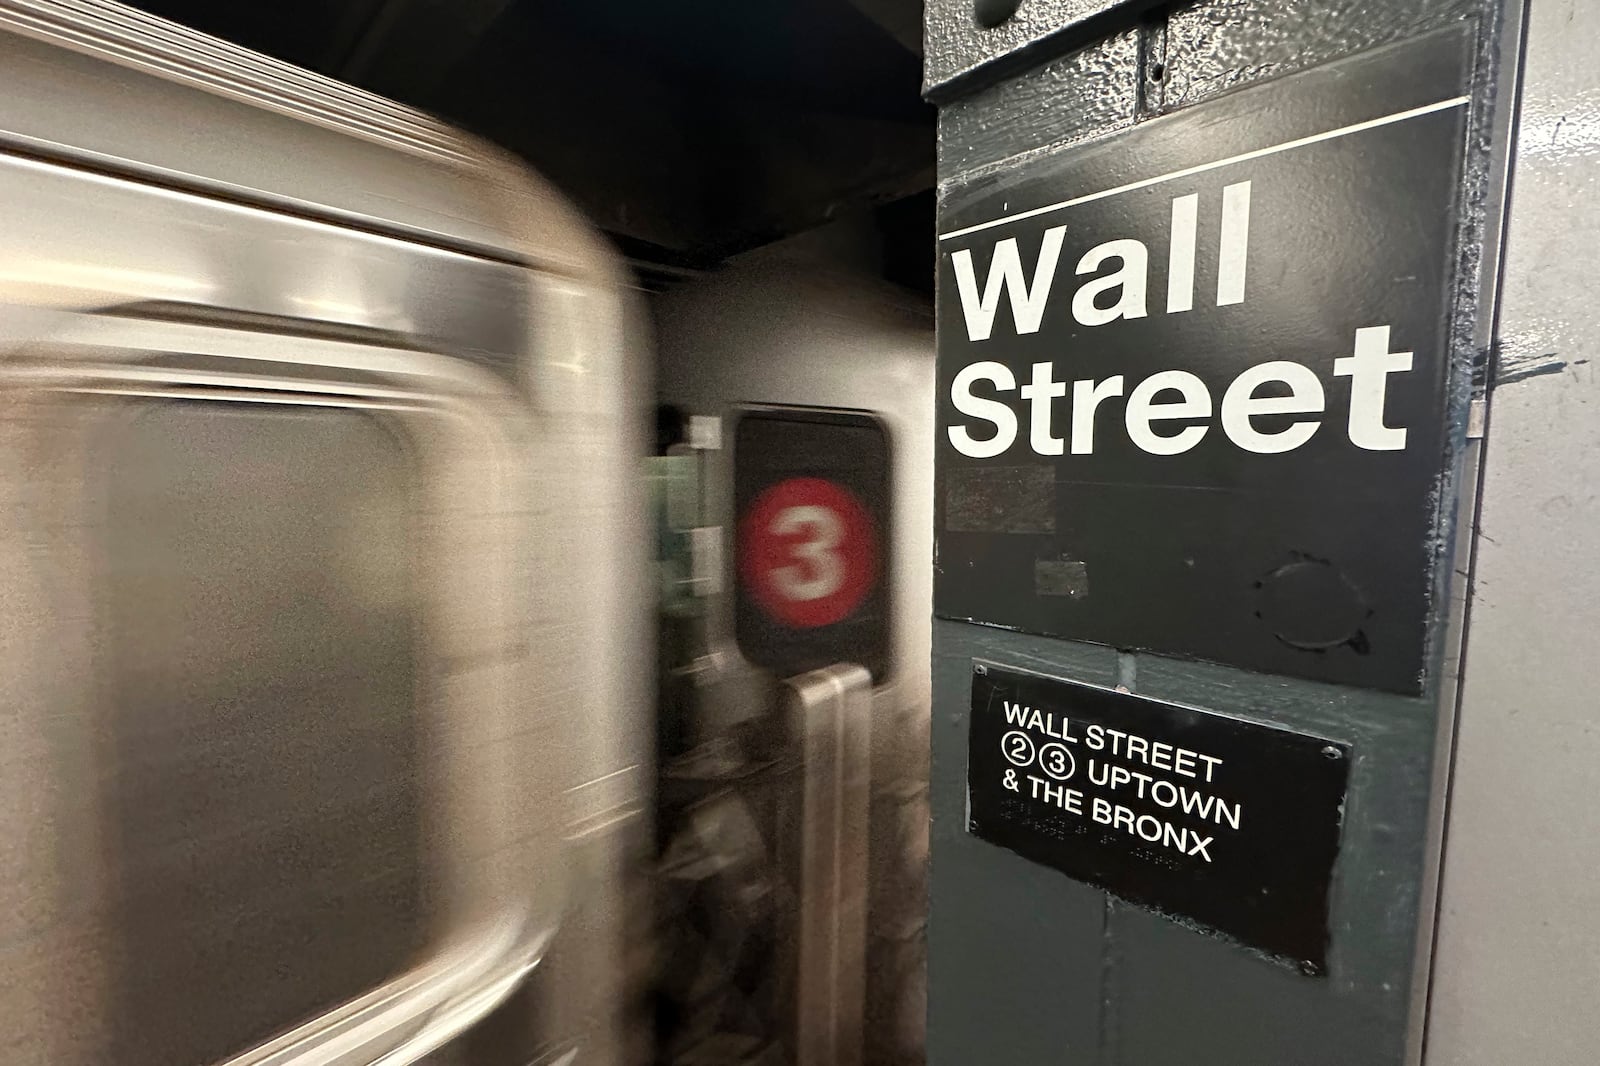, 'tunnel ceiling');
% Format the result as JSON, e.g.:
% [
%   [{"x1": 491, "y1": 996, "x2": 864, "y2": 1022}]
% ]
[{"x1": 126, "y1": 0, "x2": 935, "y2": 279}]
